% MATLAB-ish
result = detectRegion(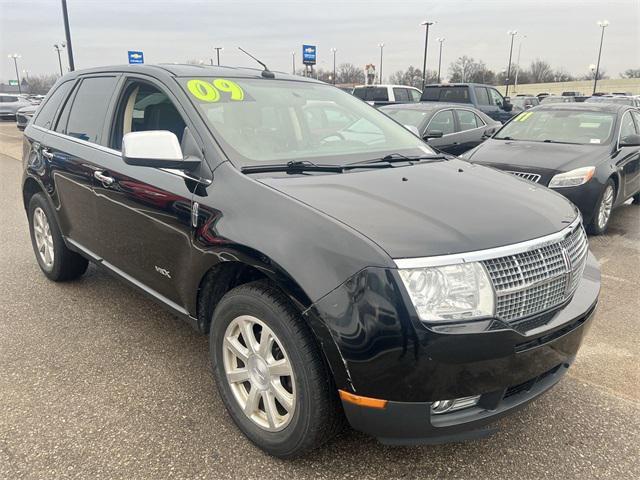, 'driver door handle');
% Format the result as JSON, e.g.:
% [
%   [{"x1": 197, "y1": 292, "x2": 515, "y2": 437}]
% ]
[{"x1": 94, "y1": 170, "x2": 115, "y2": 186}]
